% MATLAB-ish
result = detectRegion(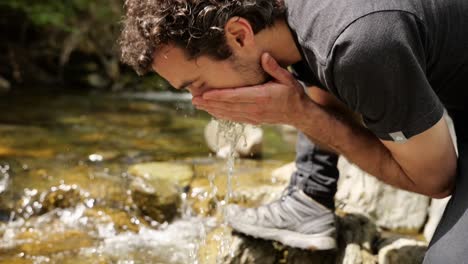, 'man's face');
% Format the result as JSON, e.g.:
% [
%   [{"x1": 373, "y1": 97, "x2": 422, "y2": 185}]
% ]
[{"x1": 152, "y1": 45, "x2": 269, "y2": 97}]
